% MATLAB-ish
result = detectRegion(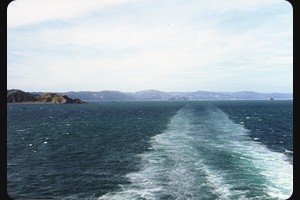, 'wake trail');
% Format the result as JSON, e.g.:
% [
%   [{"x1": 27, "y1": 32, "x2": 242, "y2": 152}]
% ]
[{"x1": 99, "y1": 105, "x2": 292, "y2": 200}]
